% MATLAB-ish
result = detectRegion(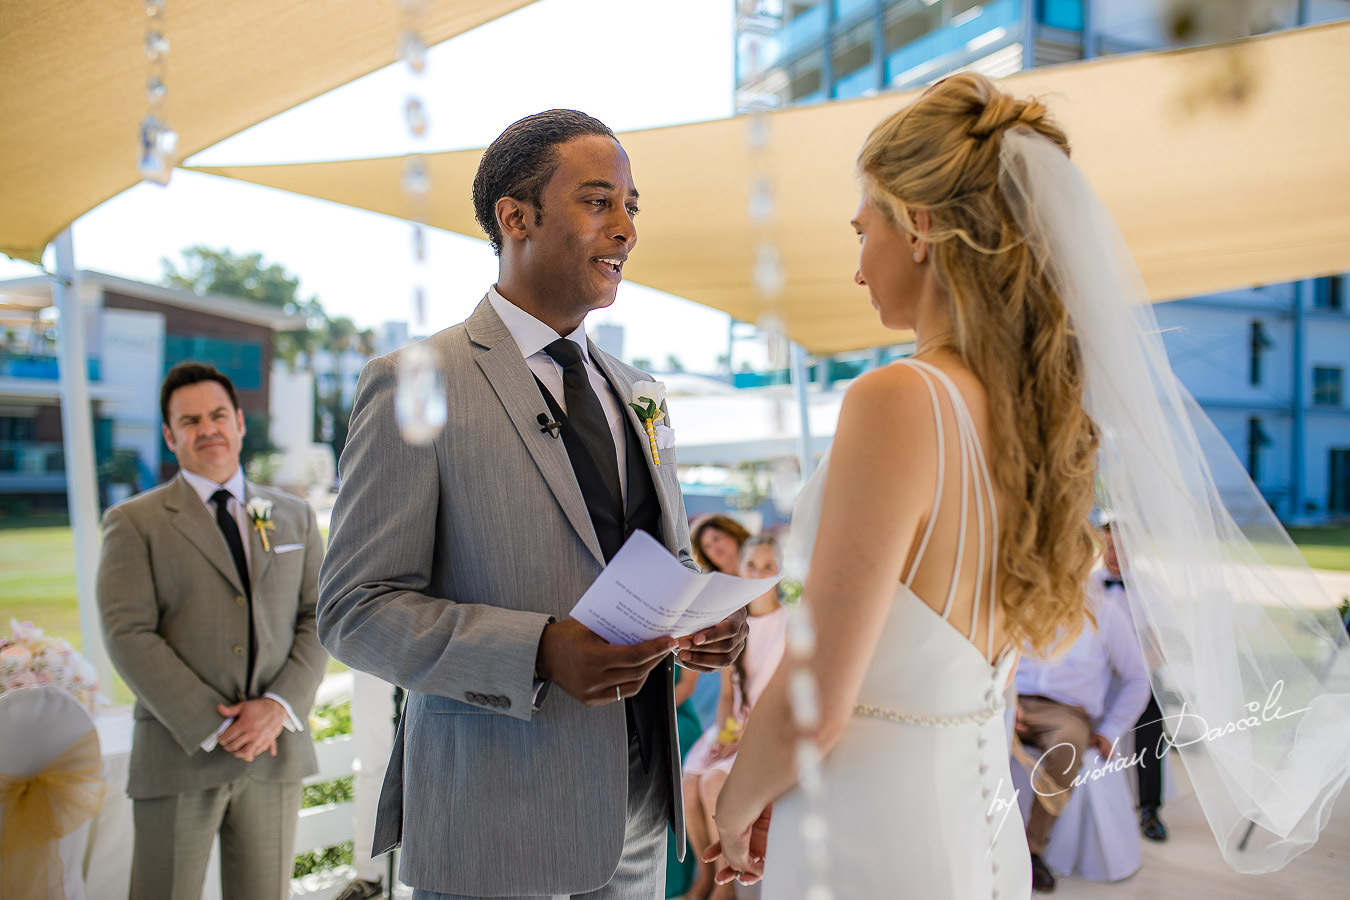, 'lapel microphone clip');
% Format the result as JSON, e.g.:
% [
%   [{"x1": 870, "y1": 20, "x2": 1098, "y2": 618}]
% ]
[{"x1": 537, "y1": 413, "x2": 562, "y2": 438}]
